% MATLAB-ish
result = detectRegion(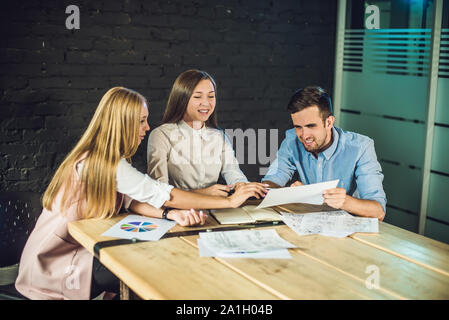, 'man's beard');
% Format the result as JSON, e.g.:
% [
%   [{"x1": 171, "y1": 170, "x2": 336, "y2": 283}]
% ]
[{"x1": 301, "y1": 134, "x2": 328, "y2": 154}]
